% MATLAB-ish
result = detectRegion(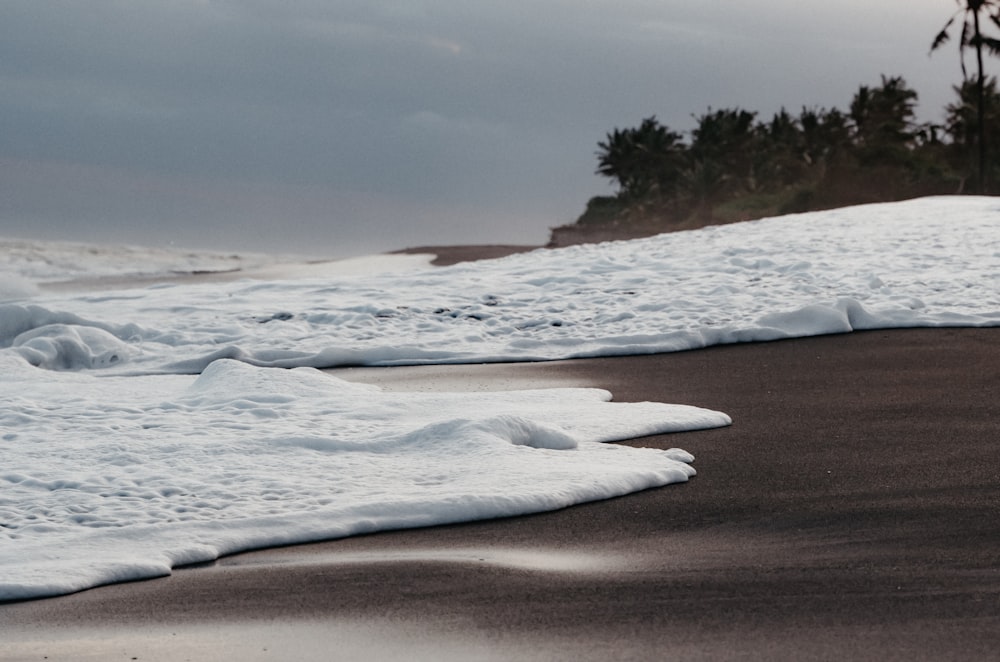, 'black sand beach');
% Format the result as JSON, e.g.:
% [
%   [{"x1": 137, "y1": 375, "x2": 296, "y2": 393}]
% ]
[{"x1": 3, "y1": 326, "x2": 998, "y2": 661}]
